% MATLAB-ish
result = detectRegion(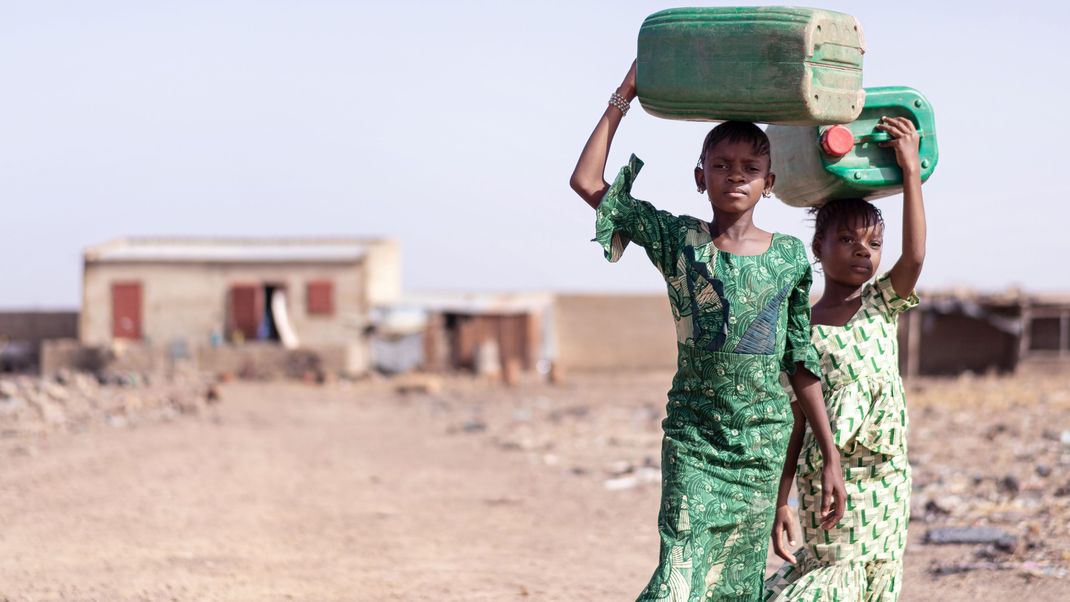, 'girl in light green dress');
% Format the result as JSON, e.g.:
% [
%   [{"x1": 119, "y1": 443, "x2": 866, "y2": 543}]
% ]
[
  {"x1": 571, "y1": 60, "x2": 848, "y2": 601},
  {"x1": 764, "y1": 115, "x2": 927, "y2": 601}
]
